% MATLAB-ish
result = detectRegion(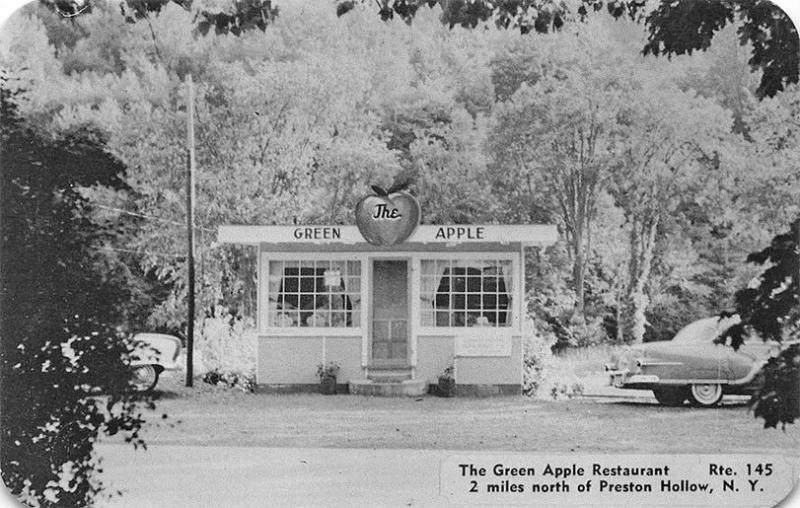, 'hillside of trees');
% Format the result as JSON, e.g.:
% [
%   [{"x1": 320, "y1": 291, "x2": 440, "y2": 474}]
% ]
[{"x1": 2, "y1": 0, "x2": 797, "y2": 348}]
